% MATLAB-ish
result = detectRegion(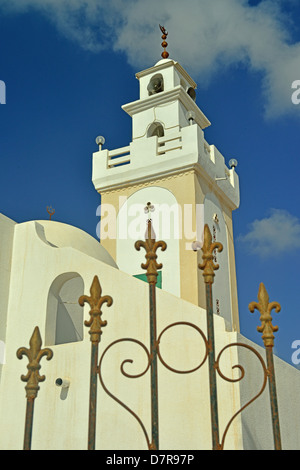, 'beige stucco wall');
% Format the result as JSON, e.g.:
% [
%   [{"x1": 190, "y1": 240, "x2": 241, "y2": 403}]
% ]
[
  {"x1": 100, "y1": 172, "x2": 202, "y2": 307},
  {"x1": 99, "y1": 168, "x2": 239, "y2": 331},
  {"x1": 0, "y1": 217, "x2": 299, "y2": 450},
  {"x1": 0, "y1": 218, "x2": 242, "y2": 450}
]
